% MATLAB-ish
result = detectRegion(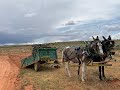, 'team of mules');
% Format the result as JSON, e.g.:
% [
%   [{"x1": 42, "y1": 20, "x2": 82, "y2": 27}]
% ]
[{"x1": 62, "y1": 36, "x2": 115, "y2": 81}]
